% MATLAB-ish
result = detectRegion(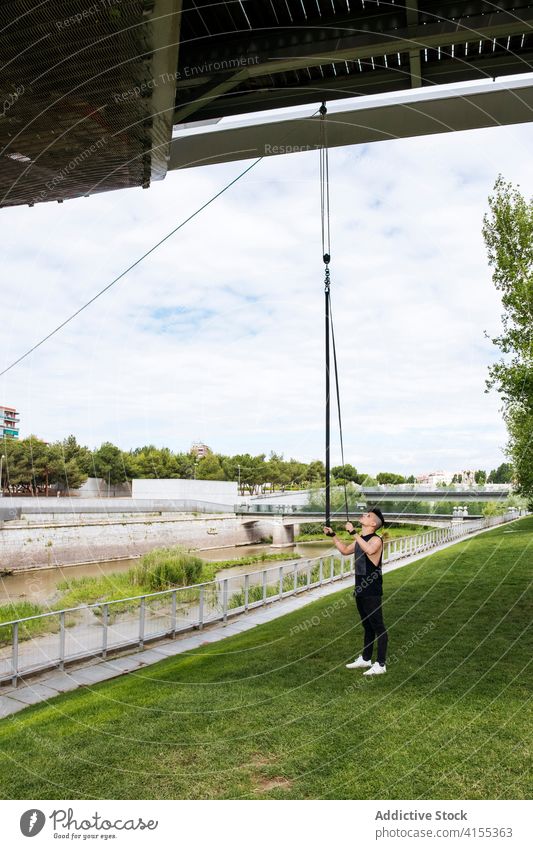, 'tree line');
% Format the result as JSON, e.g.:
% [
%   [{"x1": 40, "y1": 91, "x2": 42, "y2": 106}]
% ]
[
  {"x1": 0, "y1": 435, "x2": 514, "y2": 496},
  {"x1": 0, "y1": 438, "x2": 363, "y2": 496},
  {"x1": 451, "y1": 466, "x2": 513, "y2": 485}
]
